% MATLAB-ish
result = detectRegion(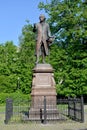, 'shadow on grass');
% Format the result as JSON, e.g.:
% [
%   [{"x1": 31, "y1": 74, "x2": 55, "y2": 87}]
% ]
[{"x1": 21, "y1": 110, "x2": 29, "y2": 117}]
